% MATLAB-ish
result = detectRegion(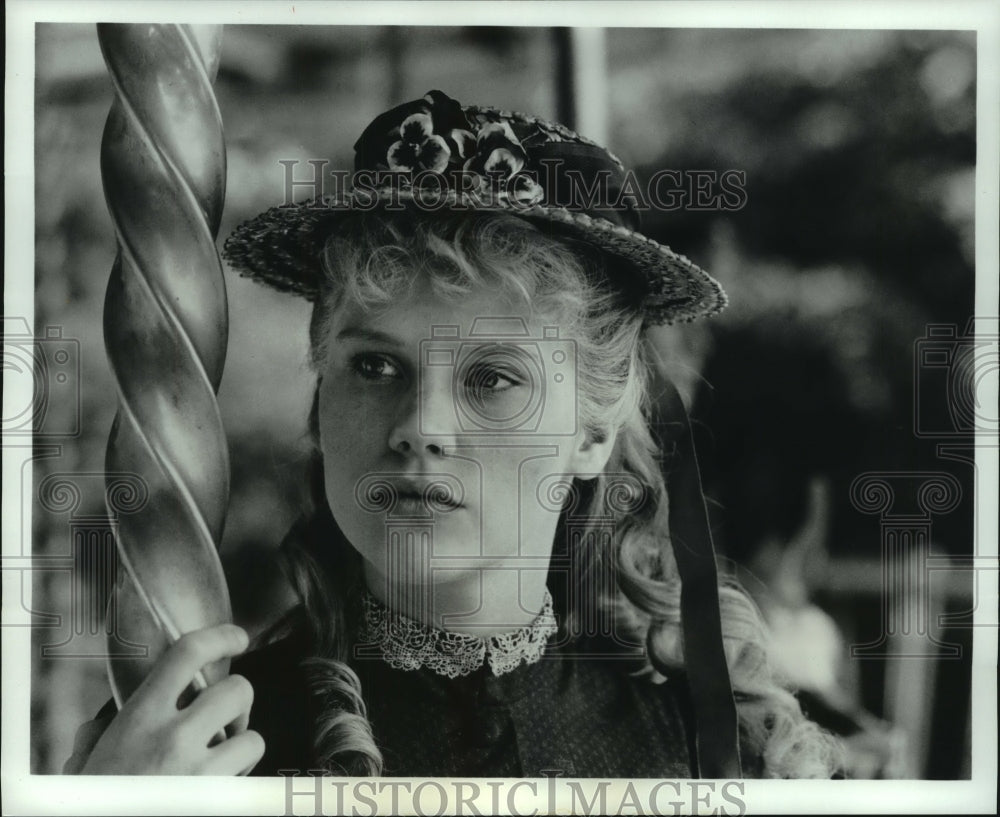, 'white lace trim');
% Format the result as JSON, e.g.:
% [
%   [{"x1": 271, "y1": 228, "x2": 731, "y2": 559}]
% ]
[{"x1": 359, "y1": 590, "x2": 558, "y2": 679}]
